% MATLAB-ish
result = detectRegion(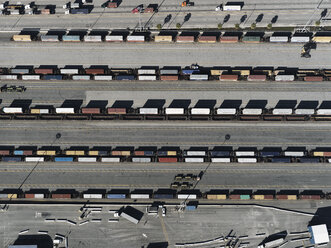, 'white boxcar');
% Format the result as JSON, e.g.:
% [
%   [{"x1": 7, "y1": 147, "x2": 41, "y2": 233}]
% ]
[
  {"x1": 84, "y1": 35, "x2": 102, "y2": 42},
  {"x1": 211, "y1": 157, "x2": 231, "y2": 163},
  {"x1": 165, "y1": 108, "x2": 184, "y2": 114},
  {"x1": 25, "y1": 157, "x2": 45, "y2": 162},
  {"x1": 270, "y1": 36, "x2": 288, "y2": 42},
  {"x1": 94, "y1": 75, "x2": 112, "y2": 80},
  {"x1": 138, "y1": 75, "x2": 157, "y2": 81},
  {"x1": 3, "y1": 107, "x2": 23, "y2": 113},
  {"x1": 284, "y1": 151, "x2": 304, "y2": 157},
  {"x1": 132, "y1": 157, "x2": 151, "y2": 163},
  {"x1": 295, "y1": 109, "x2": 315, "y2": 115},
  {"x1": 72, "y1": 75, "x2": 90, "y2": 80},
  {"x1": 130, "y1": 194, "x2": 150, "y2": 199},
  {"x1": 139, "y1": 108, "x2": 158, "y2": 114},
  {"x1": 272, "y1": 108, "x2": 293, "y2": 115},
  {"x1": 217, "y1": 108, "x2": 237, "y2": 115},
  {"x1": 41, "y1": 35, "x2": 59, "y2": 42},
  {"x1": 191, "y1": 108, "x2": 210, "y2": 115},
  {"x1": 101, "y1": 157, "x2": 120, "y2": 162},
  {"x1": 242, "y1": 108, "x2": 262, "y2": 115},
  {"x1": 184, "y1": 157, "x2": 204, "y2": 163},
  {"x1": 291, "y1": 36, "x2": 310, "y2": 43},
  {"x1": 160, "y1": 69, "x2": 179, "y2": 75},
  {"x1": 275, "y1": 75, "x2": 295, "y2": 81},
  {"x1": 237, "y1": 158, "x2": 257, "y2": 163},
  {"x1": 127, "y1": 35, "x2": 145, "y2": 42},
  {"x1": 177, "y1": 194, "x2": 197, "y2": 199},
  {"x1": 138, "y1": 69, "x2": 156, "y2": 75},
  {"x1": 60, "y1": 68, "x2": 79, "y2": 74},
  {"x1": 235, "y1": 151, "x2": 255, "y2": 157},
  {"x1": 78, "y1": 157, "x2": 97, "y2": 162},
  {"x1": 189, "y1": 74, "x2": 208, "y2": 81},
  {"x1": 0, "y1": 75, "x2": 17, "y2": 80},
  {"x1": 83, "y1": 194, "x2": 102, "y2": 199},
  {"x1": 22, "y1": 75, "x2": 41, "y2": 80},
  {"x1": 317, "y1": 109, "x2": 331, "y2": 115},
  {"x1": 105, "y1": 35, "x2": 123, "y2": 42},
  {"x1": 55, "y1": 108, "x2": 75, "y2": 114}
]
